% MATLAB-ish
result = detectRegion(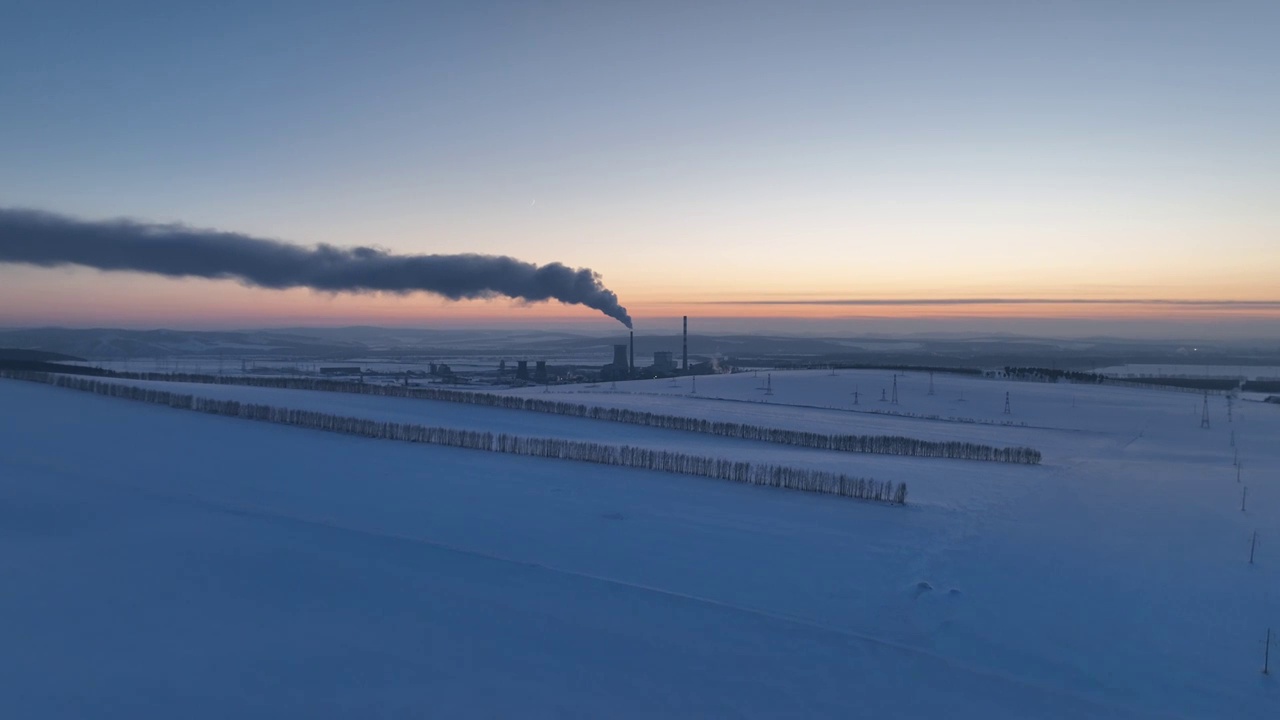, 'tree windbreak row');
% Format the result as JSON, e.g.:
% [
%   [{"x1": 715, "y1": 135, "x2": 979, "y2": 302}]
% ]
[
  {"x1": 86, "y1": 372, "x2": 1044, "y2": 465},
  {"x1": 1, "y1": 371, "x2": 908, "y2": 505}
]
